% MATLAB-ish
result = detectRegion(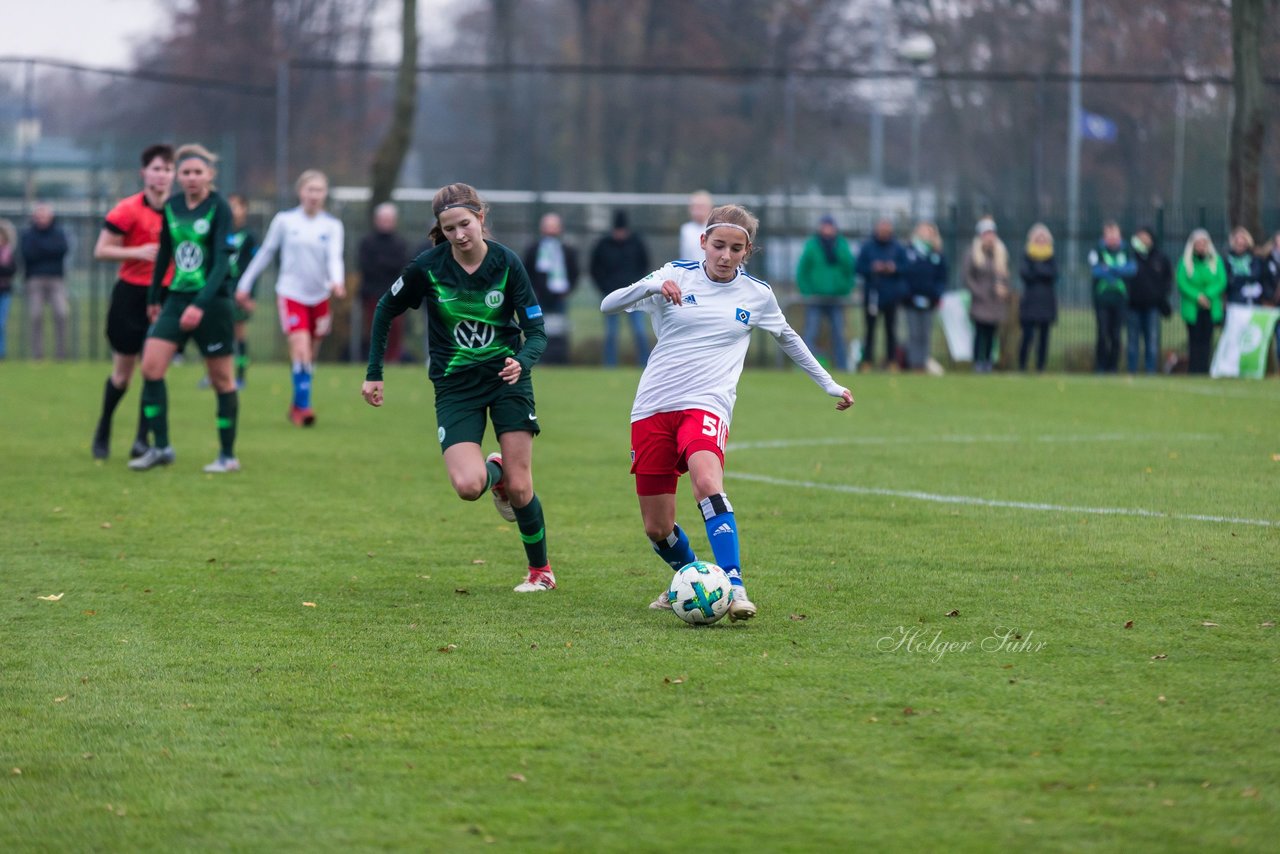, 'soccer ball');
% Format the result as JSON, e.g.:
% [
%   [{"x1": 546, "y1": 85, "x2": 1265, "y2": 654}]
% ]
[{"x1": 668, "y1": 561, "x2": 734, "y2": 626}]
